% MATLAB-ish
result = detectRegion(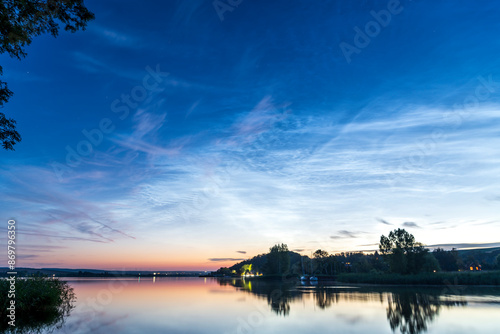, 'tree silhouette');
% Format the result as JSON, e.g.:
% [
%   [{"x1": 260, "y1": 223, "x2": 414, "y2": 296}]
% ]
[
  {"x1": 0, "y1": 0, "x2": 95, "y2": 150},
  {"x1": 264, "y1": 244, "x2": 290, "y2": 275},
  {"x1": 380, "y1": 228, "x2": 434, "y2": 274},
  {"x1": 0, "y1": 111, "x2": 19, "y2": 150}
]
